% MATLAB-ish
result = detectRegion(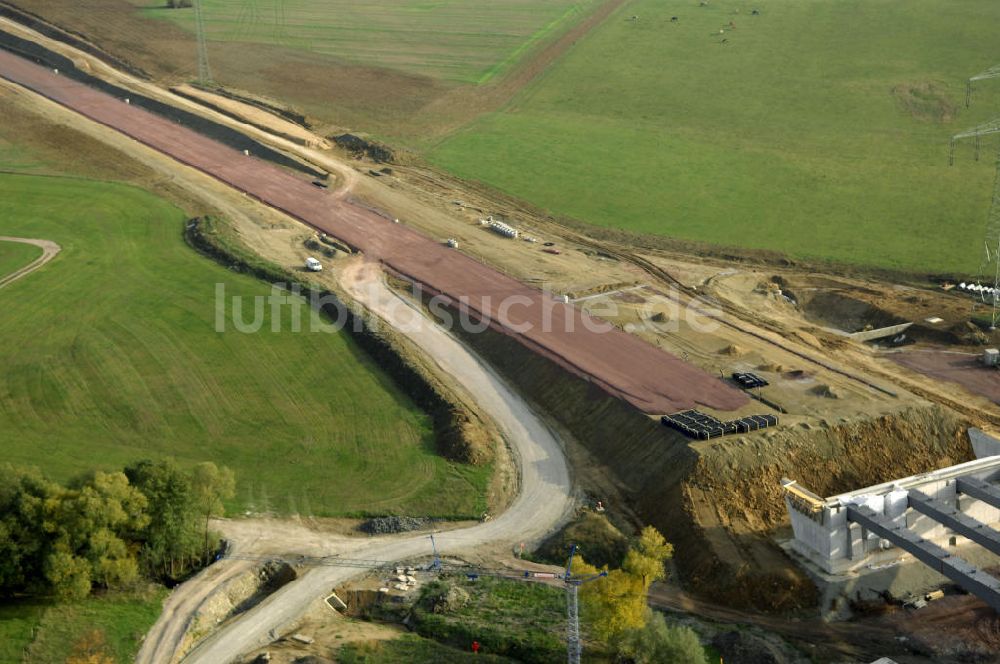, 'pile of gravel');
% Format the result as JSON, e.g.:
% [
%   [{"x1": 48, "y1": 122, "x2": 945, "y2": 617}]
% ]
[{"x1": 359, "y1": 516, "x2": 430, "y2": 535}]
